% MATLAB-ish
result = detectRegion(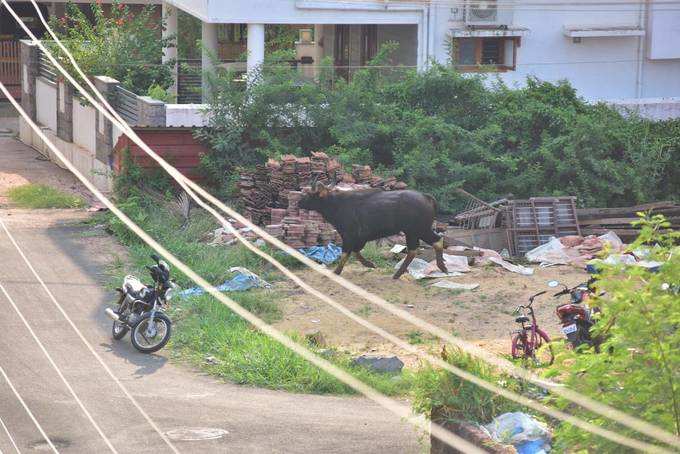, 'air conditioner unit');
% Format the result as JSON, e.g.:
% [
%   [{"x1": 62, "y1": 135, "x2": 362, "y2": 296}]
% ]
[{"x1": 465, "y1": 0, "x2": 500, "y2": 26}]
